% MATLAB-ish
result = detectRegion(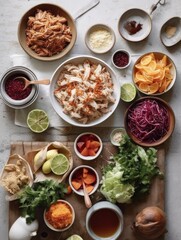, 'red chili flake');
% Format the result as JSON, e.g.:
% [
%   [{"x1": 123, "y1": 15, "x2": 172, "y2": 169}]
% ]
[
  {"x1": 124, "y1": 20, "x2": 143, "y2": 35},
  {"x1": 5, "y1": 76, "x2": 32, "y2": 100},
  {"x1": 113, "y1": 51, "x2": 129, "y2": 67}
]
